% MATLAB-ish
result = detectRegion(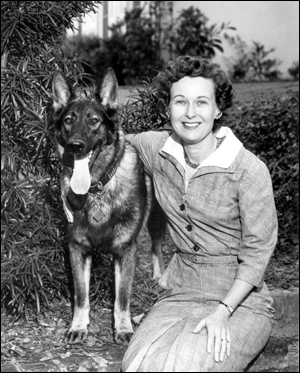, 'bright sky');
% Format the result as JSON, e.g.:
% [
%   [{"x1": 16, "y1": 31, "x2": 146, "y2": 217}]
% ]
[{"x1": 174, "y1": 1, "x2": 299, "y2": 76}]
